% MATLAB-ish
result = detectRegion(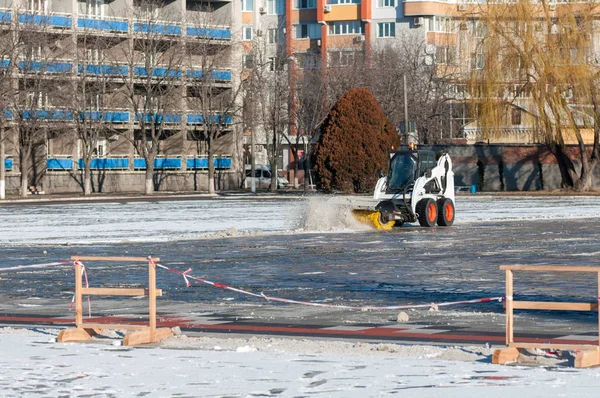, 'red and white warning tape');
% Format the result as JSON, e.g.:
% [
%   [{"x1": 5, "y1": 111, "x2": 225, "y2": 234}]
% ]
[
  {"x1": 0, "y1": 261, "x2": 71, "y2": 272},
  {"x1": 155, "y1": 262, "x2": 504, "y2": 311}
]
